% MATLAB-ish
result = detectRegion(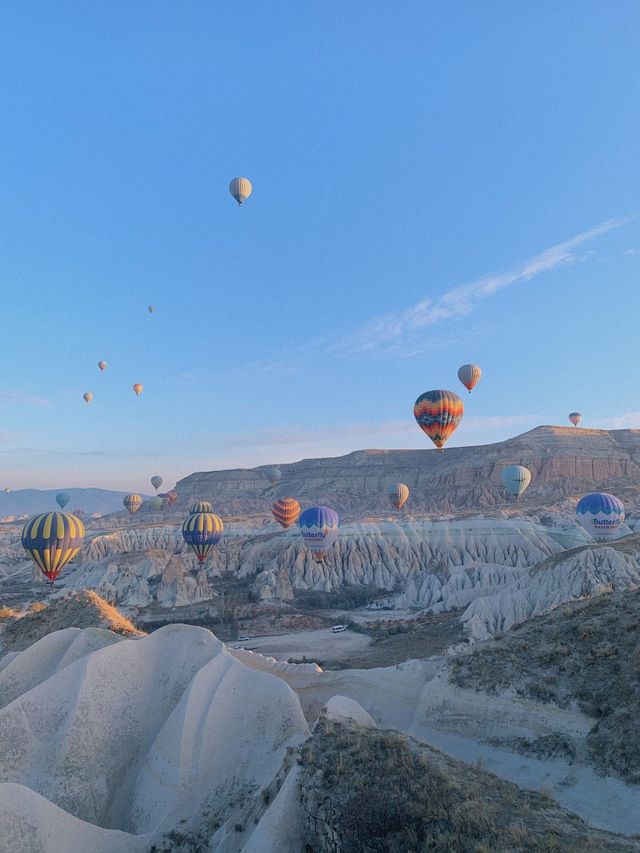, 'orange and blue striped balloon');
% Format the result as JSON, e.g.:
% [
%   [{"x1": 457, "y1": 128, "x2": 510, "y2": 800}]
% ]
[
  {"x1": 272, "y1": 498, "x2": 301, "y2": 528},
  {"x1": 182, "y1": 511, "x2": 224, "y2": 562},
  {"x1": 413, "y1": 389, "x2": 464, "y2": 449},
  {"x1": 21, "y1": 511, "x2": 85, "y2": 582}
]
